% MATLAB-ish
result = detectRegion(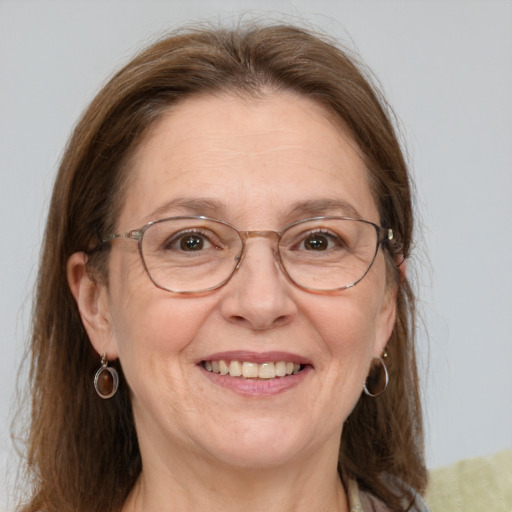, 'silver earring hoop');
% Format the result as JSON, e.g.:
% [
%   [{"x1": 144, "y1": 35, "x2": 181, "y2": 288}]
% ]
[
  {"x1": 363, "y1": 356, "x2": 389, "y2": 398},
  {"x1": 94, "y1": 354, "x2": 119, "y2": 399}
]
